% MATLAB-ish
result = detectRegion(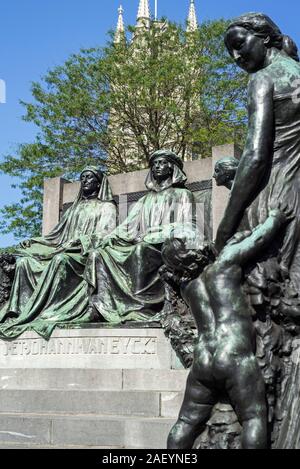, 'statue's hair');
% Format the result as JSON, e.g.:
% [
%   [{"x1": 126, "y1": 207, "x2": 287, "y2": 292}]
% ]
[
  {"x1": 149, "y1": 149, "x2": 184, "y2": 170},
  {"x1": 215, "y1": 156, "x2": 239, "y2": 174},
  {"x1": 225, "y1": 12, "x2": 283, "y2": 50},
  {"x1": 80, "y1": 166, "x2": 104, "y2": 183},
  {"x1": 282, "y1": 35, "x2": 300, "y2": 62},
  {"x1": 162, "y1": 235, "x2": 215, "y2": 278}
]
